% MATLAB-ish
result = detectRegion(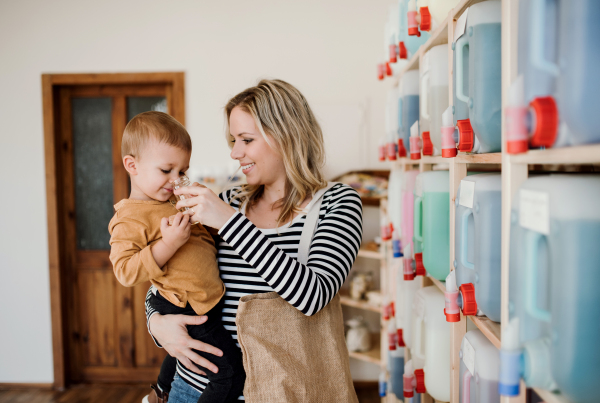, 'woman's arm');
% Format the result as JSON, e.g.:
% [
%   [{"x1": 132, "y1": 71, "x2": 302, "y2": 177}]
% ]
[
  {"x1": 218, "y1": 184, "x2": 363, "y2": 316},
  {"x1": 144, "y1": 288, "x2": 223, "y2": 374}
]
